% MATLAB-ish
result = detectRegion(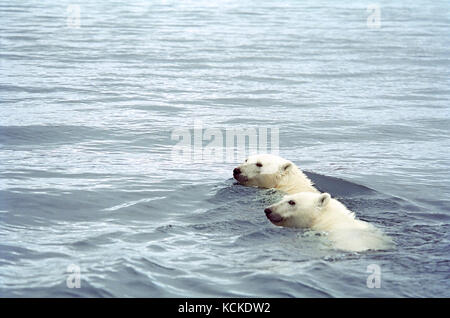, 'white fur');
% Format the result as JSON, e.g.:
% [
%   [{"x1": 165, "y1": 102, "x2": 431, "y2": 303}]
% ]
[
  {"x1": 234, "y1": 154, "x2": 318, "y2": 194},
  {"x1": 265, "y1": 192, "x2": 394, "y2": 252}
]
